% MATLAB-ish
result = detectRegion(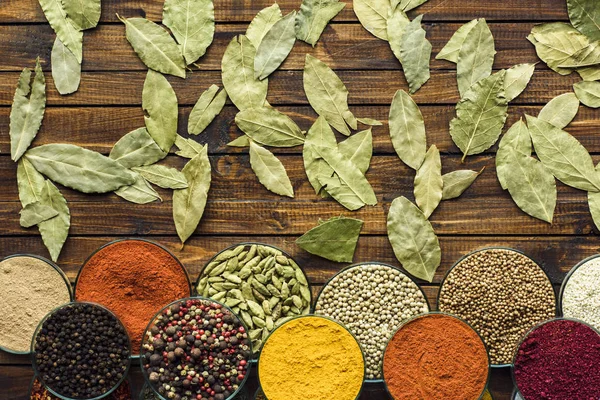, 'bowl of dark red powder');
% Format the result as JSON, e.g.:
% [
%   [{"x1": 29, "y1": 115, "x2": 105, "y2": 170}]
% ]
[
  {"x1": 512, "y1": 318, "x2": 600, "y2": 400},
  {"x1": 75, "y1": 239, "x2": 192, "y2": 356},
  {"x1": 140, "y1": 297, "x2": 252, "y2": 400}
]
